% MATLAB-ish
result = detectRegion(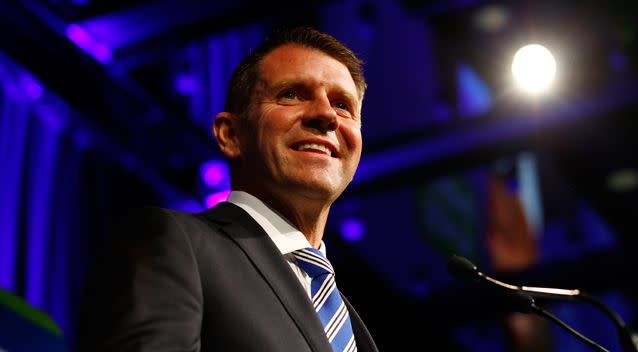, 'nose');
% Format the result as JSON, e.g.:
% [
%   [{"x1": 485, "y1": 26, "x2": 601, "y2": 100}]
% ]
[{"x1": 302, "y1": 96, "x2": 339, "y2": 133}]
